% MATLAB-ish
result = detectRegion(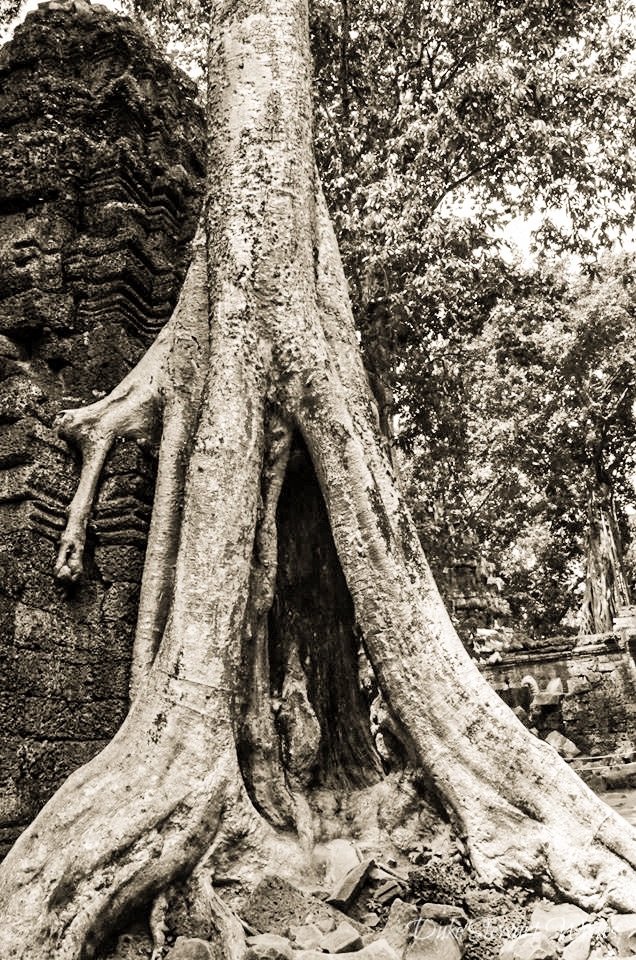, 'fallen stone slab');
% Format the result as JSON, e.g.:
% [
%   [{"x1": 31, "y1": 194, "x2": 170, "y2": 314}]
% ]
[
  {"x1": 608, "y1": 913, "x2": 636, "y2": 956},
  {"x1": 167, "y1": 938, "x2": 215, "y2": 960},
  {"x1": 377, "y1": 862, "x2": 410, "y2": 884},
  {"x1": 320, "y1": 920, "x2": 364, "y2": 953},
  {"x1": 326, "y1": 859, "x2": 375, "y2": 910},
  {"x1": 374, "y1": 880, "x2": 404, "y2": 906},
  {"x1": 562, "y1": 926, "x2": 594, "y2": 960},
  {"x1": 289, "y1": 925, "x2": 324, "y2": 951},
  {"x1": 406, "y1": 919, "x2": 464, "y2": 960},
  {"x1": 246, "y1": 934, "x2": 294, "y2": 960},
  {"x1": 499, "y1": 932, "x2": 558, "y2": 960},
  {"x1": 530, "y1": 902, "x2": 591, "y2": 936},
  {"x1": 369, "y1": 866, "x2": 398, "y2": 883}
]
